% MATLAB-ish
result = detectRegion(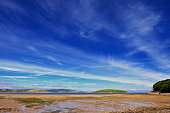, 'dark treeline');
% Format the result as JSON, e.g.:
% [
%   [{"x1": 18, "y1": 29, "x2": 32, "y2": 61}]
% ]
[{"x1": 153, "y1": 79, "x2": 170, "y2": 93}]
